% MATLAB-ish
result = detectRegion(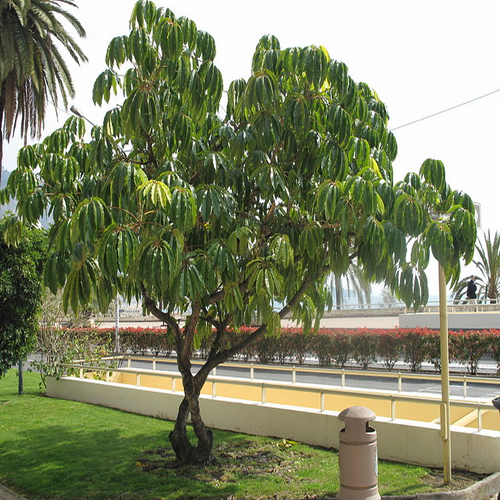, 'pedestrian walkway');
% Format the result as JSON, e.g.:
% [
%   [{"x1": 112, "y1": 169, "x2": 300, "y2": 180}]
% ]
[
  {"x1": 100, "y1": 314, "x2": 401, "y2": 330},
  {"x1": 0, "y1": 484, "x2": 27, "y2": 500}
]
